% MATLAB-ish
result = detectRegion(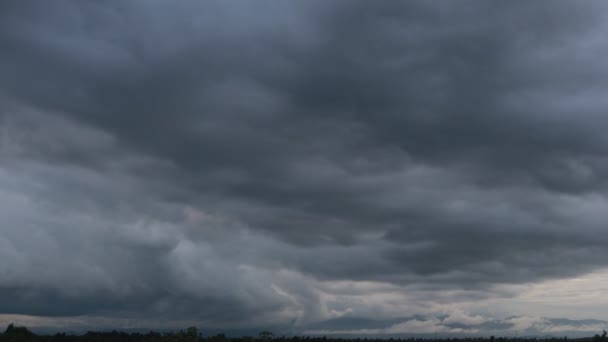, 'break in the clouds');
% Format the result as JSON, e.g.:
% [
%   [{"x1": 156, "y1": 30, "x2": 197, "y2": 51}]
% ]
[{"x1": 2, "y1": 0, "x2": 608, "y2": 336}]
